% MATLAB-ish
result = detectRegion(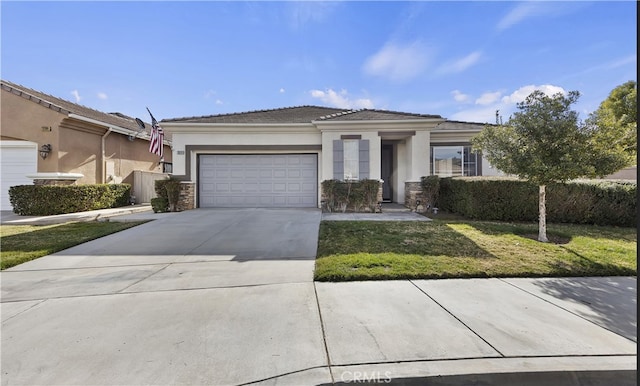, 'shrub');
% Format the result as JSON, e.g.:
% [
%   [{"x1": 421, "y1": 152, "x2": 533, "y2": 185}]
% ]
[
  {"x1": 154, "y1": 178, "x2": 181, "y2": 212},
  {"x1": 154, "y1": 178, "x2": 170, "y2": 200},
  {"x1": 321, "y1": 179, "x2": 380, "y2": 212},
  {"x1": 437, "y1": 177, "x2": 636, "y2": 227},
  {"x1": 9, "y1": 184, "x2": 131, "y2": 216},
  {"x1": 420, "y1": 175, "x2": 440, "y2": 208},
  {"x1": 150, "y1": 197, "x2": 169, "y2": 213}
]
